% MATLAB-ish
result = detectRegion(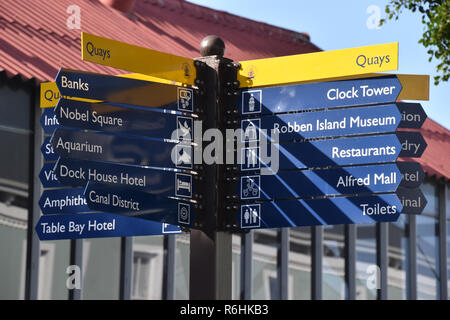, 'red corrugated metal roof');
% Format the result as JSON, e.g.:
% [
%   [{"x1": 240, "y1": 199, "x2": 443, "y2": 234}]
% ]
[
  {"x1": 0, "y1": 0, "x2": 448, "y2": 180},
  {"x1": 0, "y1": 0, "x2": 319, "y2": 81}
]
